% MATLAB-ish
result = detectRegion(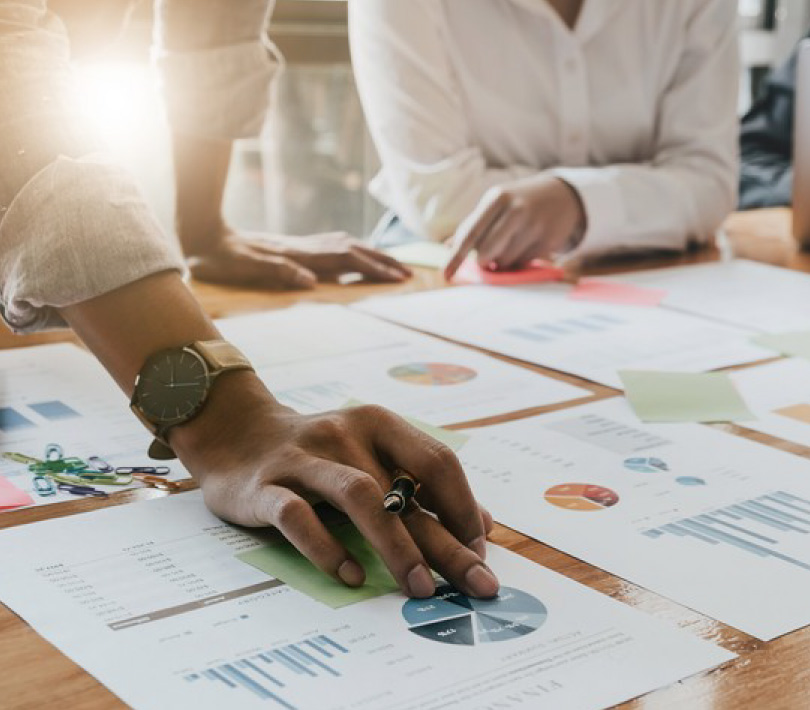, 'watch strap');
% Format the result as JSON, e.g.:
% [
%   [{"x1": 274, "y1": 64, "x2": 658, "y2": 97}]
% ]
[{"x1": 193, "y1": 340, "x2": 253, "y2": 374}]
